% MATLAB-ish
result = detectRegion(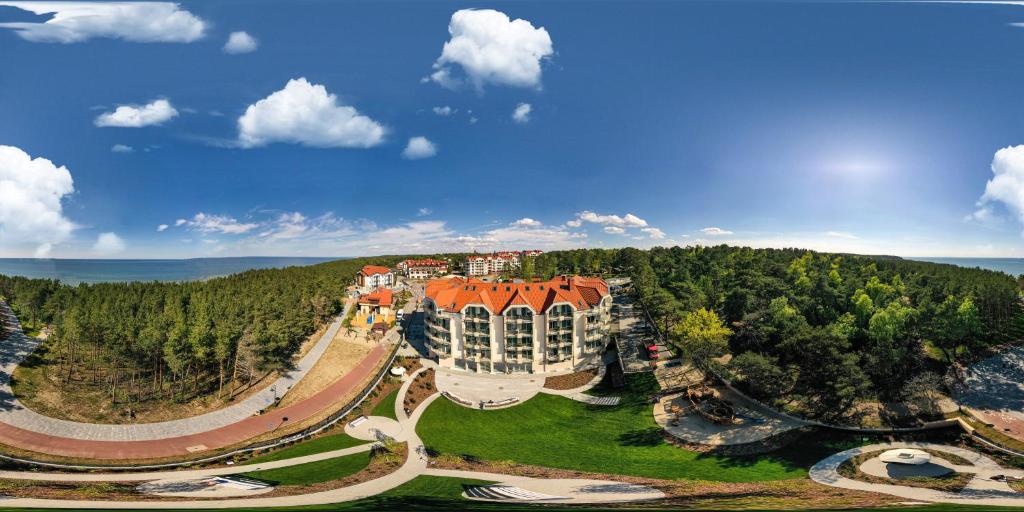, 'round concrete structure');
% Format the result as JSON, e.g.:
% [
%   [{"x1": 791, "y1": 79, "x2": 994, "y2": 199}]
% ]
[{"x1": 879, "y1": 448, "x2": 931, "y2": 465}]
